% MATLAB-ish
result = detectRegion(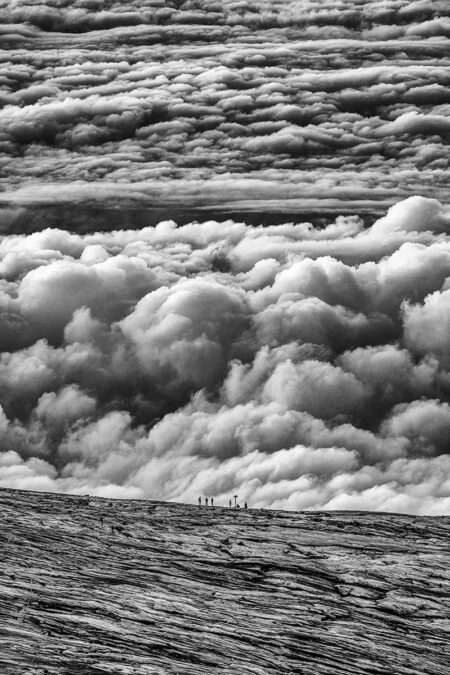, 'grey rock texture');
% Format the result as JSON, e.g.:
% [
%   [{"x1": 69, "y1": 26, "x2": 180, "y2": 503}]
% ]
[{"x1": 0, "y1": 488, "x2": 449, "y2": 674}]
